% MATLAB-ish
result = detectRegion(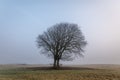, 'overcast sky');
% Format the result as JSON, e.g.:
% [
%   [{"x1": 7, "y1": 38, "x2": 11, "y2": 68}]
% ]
[{"x1": 0, "y1": 0, "x2": 120, "y2": 64}]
